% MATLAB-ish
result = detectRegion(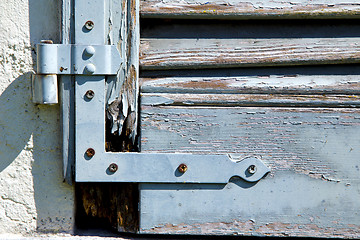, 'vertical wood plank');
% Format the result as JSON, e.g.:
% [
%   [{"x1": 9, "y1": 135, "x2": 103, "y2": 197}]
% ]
[
  {"x1": 60, "y1": 0, "x2": 74, "y2": 184},
  {"x1": 73, "y1": 0, "x2": 140, "y2": 232},
  {"x1": 106, "y1": 0, "x2": 139, "y2": 151}
]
